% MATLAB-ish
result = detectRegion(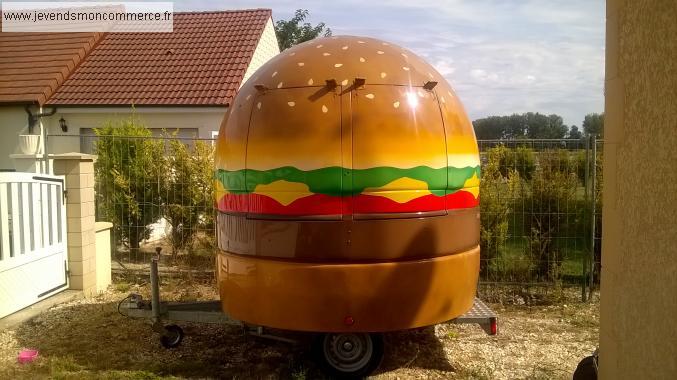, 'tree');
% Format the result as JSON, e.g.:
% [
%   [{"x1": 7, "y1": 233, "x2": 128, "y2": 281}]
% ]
[
  {"x1": 275, "y1": 9, "x2": 331, "y2": 50},
  {"x1": 505, "y1": 113, "x2": 528, "y2": 138},
  {"x1": 525, "y1": 113, "x2": 568, "y2": 139},
  {"x1": 473, "y1": 112, "x2": 568, "y2": 140},
  {"x1": 94, "y1": 116, "x2": 165, "y2": 251},
  {"x1": 582, "y1": 113, "x2": 604, "y2": 137},
  {"x1": 473, "y1": 116, "x2": 508, "y2": 139},
  {"x1": 568, "y1": 125, "x2": 583, "y2": 139}
]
